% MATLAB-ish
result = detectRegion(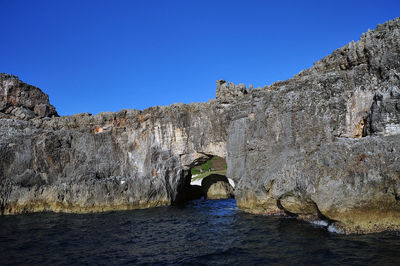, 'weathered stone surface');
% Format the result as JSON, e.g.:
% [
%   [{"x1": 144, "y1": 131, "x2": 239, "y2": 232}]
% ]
[
  {"x1": 201, "y1": 174, "x2": 234, "y2": 200},
  {"x1": 0, "y1": 100, "x2": 231, "y2": 214},
  {"x1": 216, "y1": 80, "x2": 247, "y2": 103},
  {"x1": 1, "y1": 17, "x2": 400, "y2": 234},
  {"x1": 228, "y1": 17, "x2": 400, "y2": 234},
  {"x1": 0, "y1": 74, "x2": 58, "y2": 119}
]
